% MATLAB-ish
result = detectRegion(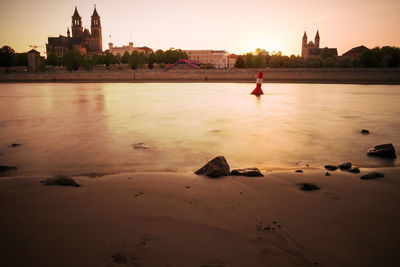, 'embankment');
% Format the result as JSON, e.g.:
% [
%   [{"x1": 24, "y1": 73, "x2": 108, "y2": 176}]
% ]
[{"x1": 1, "y1": 68, "x2": 400, "y2": 83}]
